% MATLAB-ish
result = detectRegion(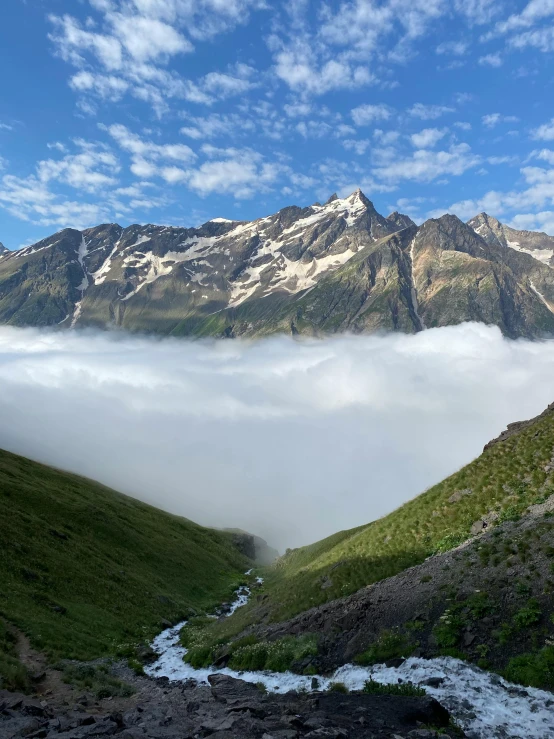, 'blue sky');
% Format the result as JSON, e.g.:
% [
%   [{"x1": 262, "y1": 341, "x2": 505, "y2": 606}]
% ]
[{"x1": 1, "y1": 0, "x2": 554, "y2": 249}]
